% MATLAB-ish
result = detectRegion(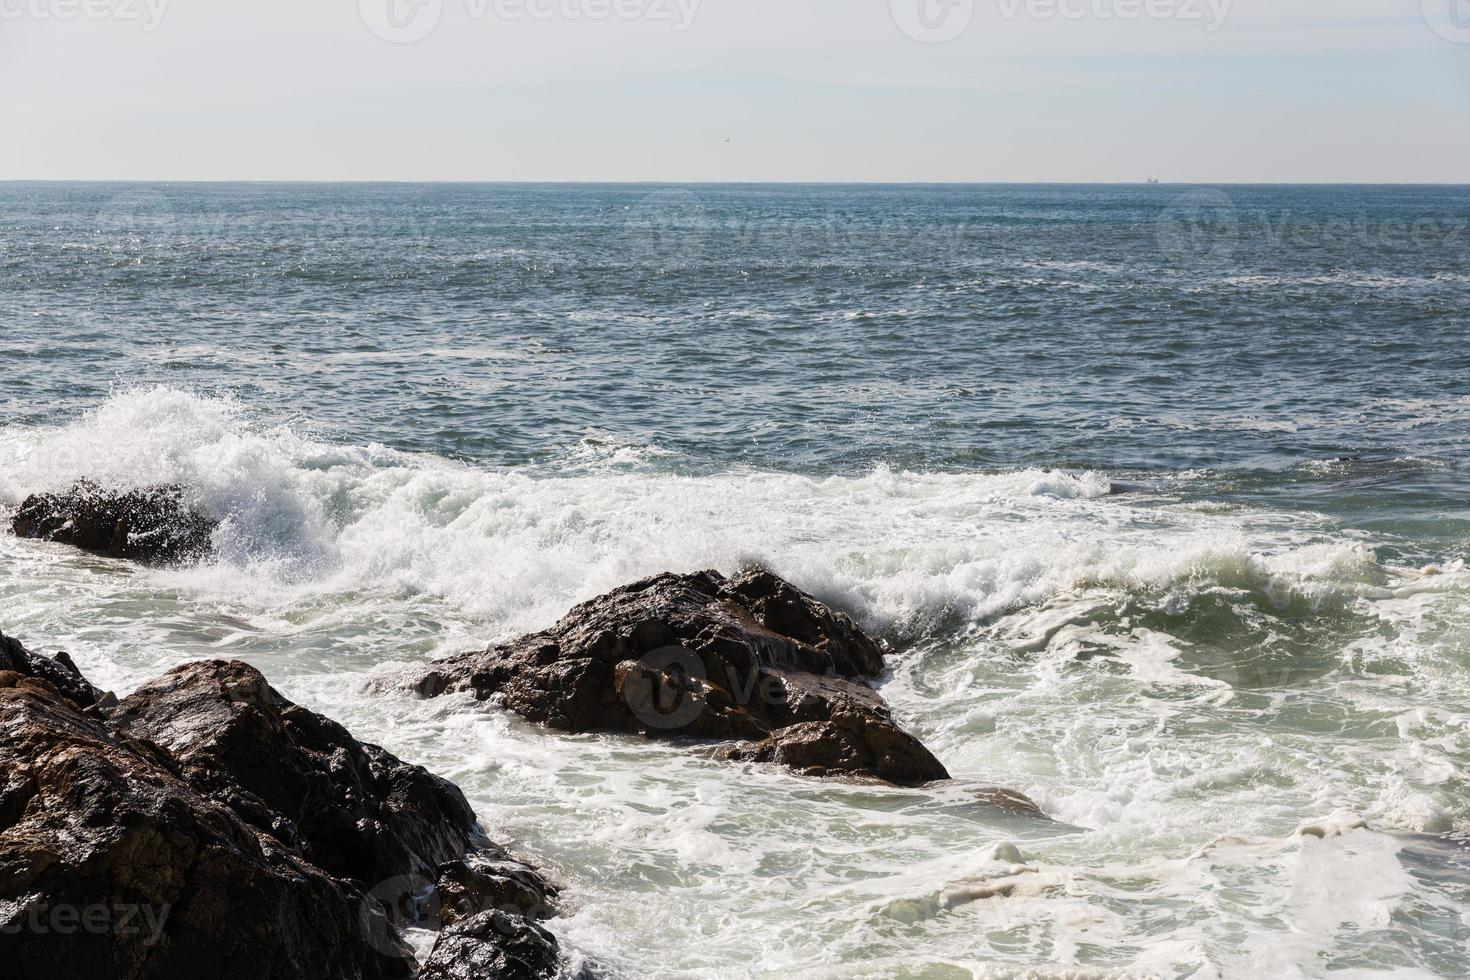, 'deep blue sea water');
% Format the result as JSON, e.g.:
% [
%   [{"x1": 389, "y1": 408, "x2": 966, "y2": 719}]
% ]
[{"x1": 2, "y1": 183, "x2": 1468, "y2": 977}]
